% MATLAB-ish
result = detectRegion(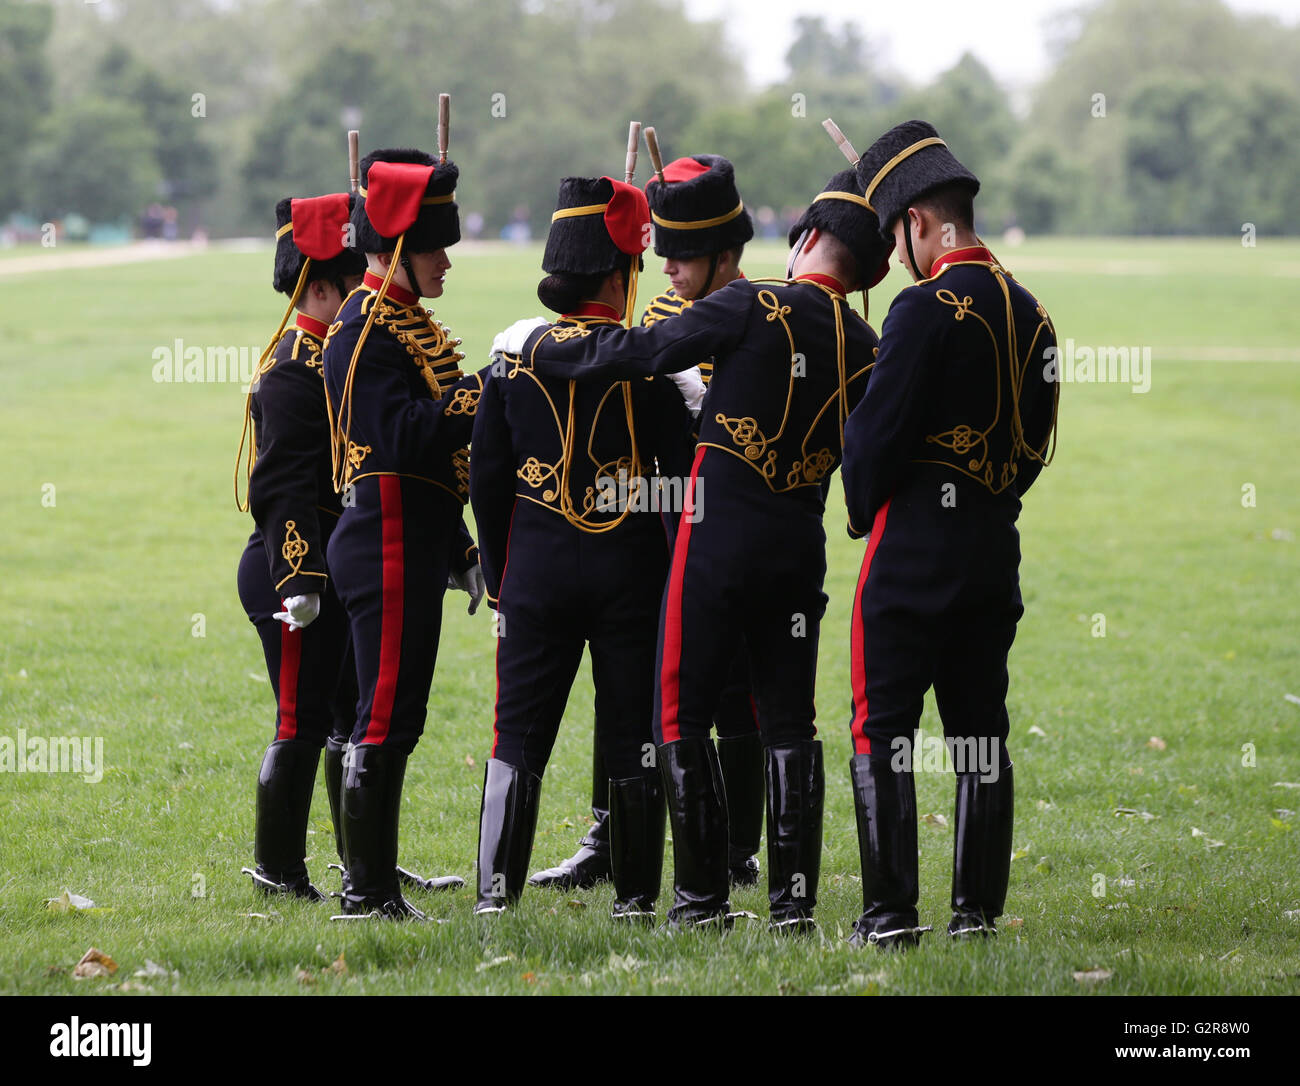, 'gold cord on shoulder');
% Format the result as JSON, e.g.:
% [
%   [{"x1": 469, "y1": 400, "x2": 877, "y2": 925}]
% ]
[{"x1": 235, "y1": 258, "x2": 312, "y2": 512}]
